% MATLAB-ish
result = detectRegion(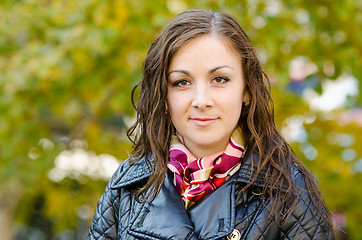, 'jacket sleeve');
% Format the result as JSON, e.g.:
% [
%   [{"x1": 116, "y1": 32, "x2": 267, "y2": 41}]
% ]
[
  {"x1": 88, "y1": 165, "x2": 123, "y2": 240},
  {"x1": 281, "y1": 171, "x2": 335, "y2": 240}
]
